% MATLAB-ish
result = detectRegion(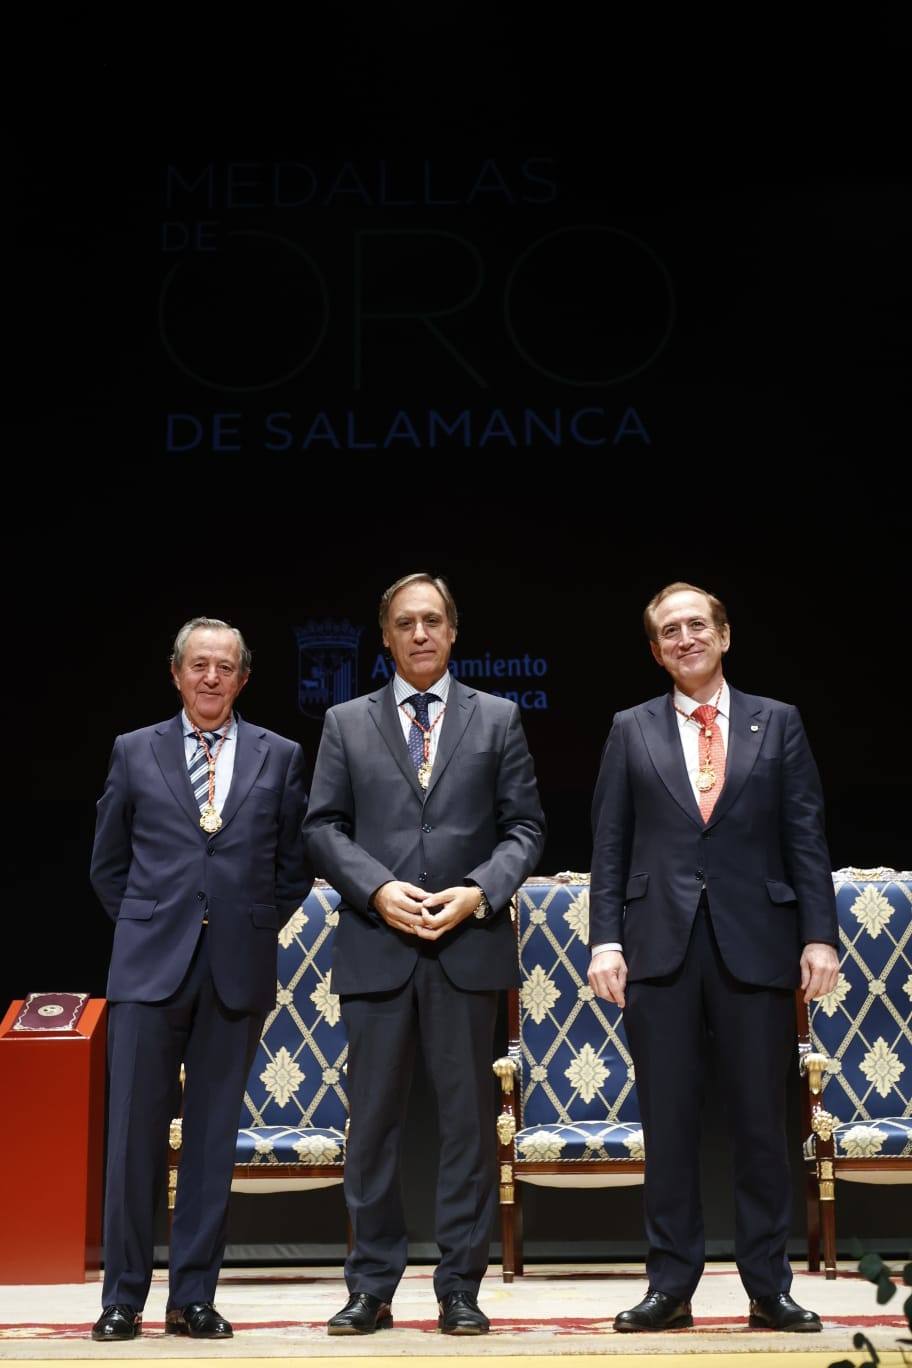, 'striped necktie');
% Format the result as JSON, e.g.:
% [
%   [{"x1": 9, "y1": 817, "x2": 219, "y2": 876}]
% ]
[{"x1": 188, "y1": 731, "x2": 221, "y2": 812}]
